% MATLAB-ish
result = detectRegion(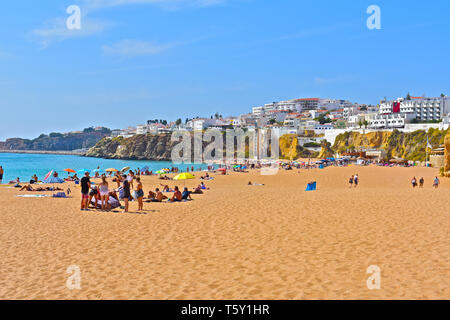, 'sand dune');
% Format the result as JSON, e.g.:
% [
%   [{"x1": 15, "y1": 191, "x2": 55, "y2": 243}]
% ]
[{"x1": 0, "y1": 166, "x2": 448, "y2": 299}]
